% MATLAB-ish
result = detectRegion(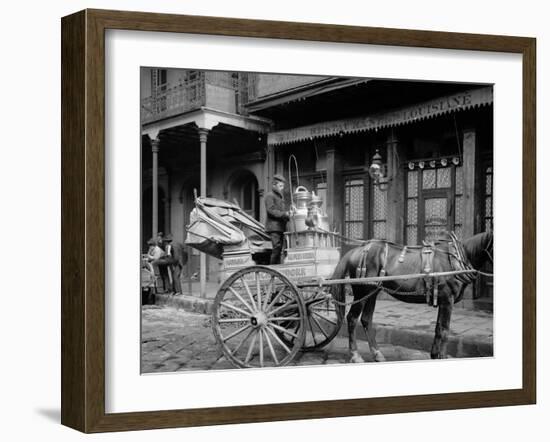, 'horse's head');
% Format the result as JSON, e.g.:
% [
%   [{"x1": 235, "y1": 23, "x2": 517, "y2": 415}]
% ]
[{"x1": 463, "y1": 231, "x2": 493, "y2": 269}]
